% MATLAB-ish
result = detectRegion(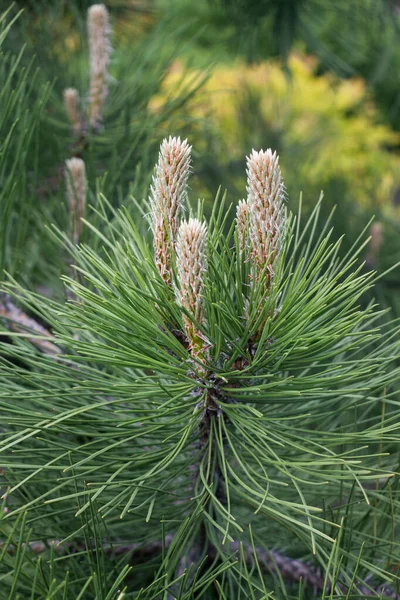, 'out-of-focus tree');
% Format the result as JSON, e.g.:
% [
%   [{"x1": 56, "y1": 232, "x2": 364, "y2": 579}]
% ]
[
  {"x1": 158, "y1": 0, "x2": 400, "y2": 131},
  {"x1": 151, "y1": 55, "x2": 400, "y2": 219},
  {"x1": 0, "y1": 2, "x2": 207, "y2": 290}
]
